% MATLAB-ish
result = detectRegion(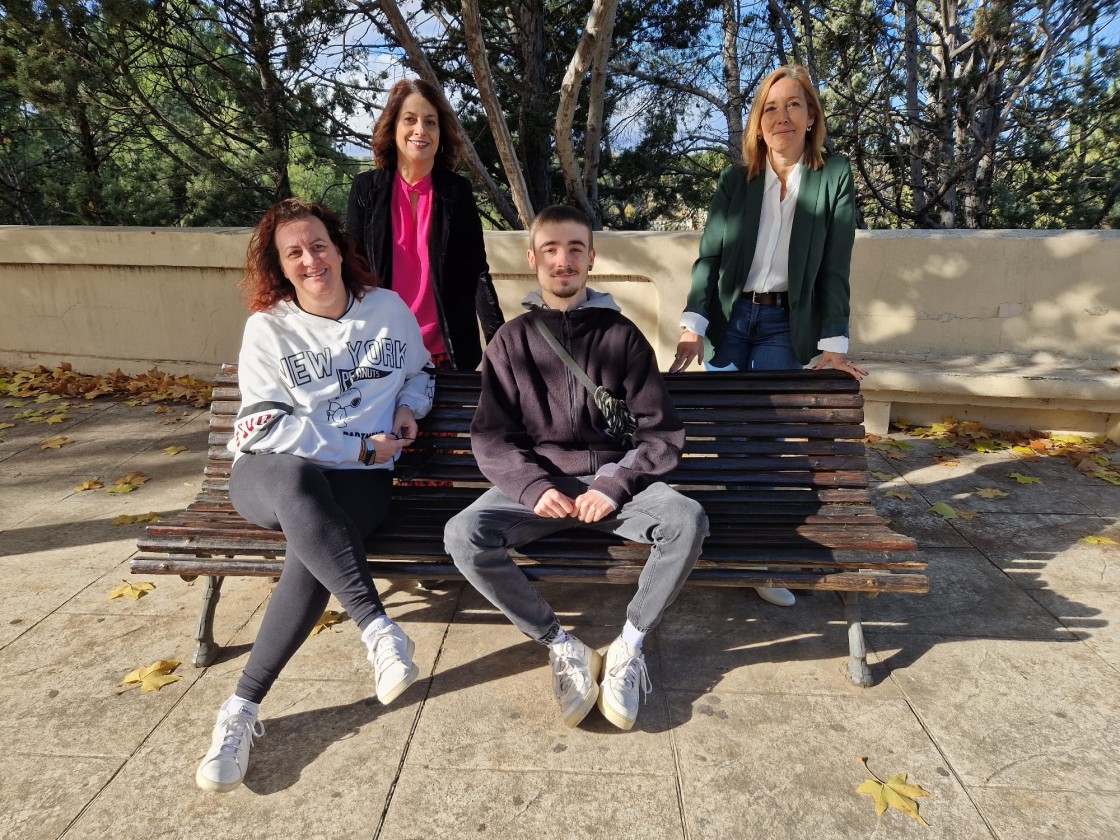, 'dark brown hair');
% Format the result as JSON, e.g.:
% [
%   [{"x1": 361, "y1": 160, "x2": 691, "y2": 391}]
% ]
[
  {"x1": 371, "y1": 79, "x2": 464, "y2": 172},
  {"x1": 742, "y1": 64, "x2": 827, "y2": 180},
  {"x1": 241, "y1": 198, "x2": 376, "y2": 313},
  {"x1": 529, "y1": 204, "x2": 594, "y2": 250}
]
